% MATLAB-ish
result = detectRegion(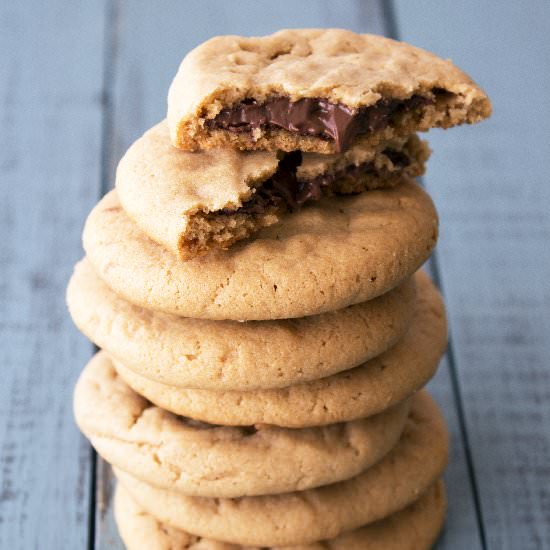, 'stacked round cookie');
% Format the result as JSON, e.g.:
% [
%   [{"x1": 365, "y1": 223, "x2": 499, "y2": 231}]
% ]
[{"x1": 68, "y1": 29, "x2": 491, "y2": 549}]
